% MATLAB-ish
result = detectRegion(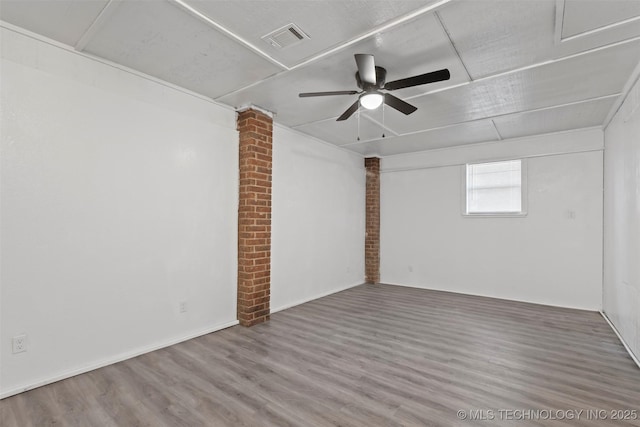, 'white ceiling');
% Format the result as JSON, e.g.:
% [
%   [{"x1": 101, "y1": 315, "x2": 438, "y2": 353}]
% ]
[{"x1": 1, "y1": 0, "x2": 640, "y2": 156}]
